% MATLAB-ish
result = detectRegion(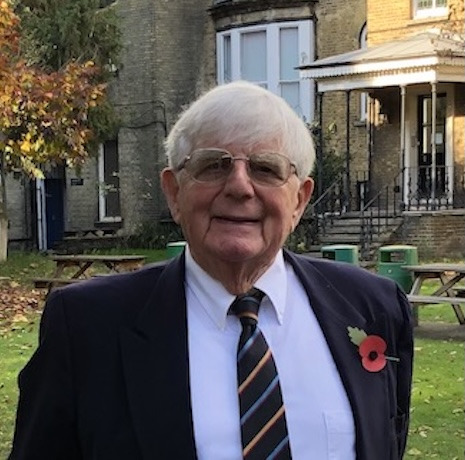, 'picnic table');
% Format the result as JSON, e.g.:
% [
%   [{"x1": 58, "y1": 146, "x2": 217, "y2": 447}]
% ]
[
  {"x1": 33, "y1": 254, "x2": 146, "y2": 292},
  {"x1": 404, "y1": 263, "x2": 465, "y2": 326}
]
